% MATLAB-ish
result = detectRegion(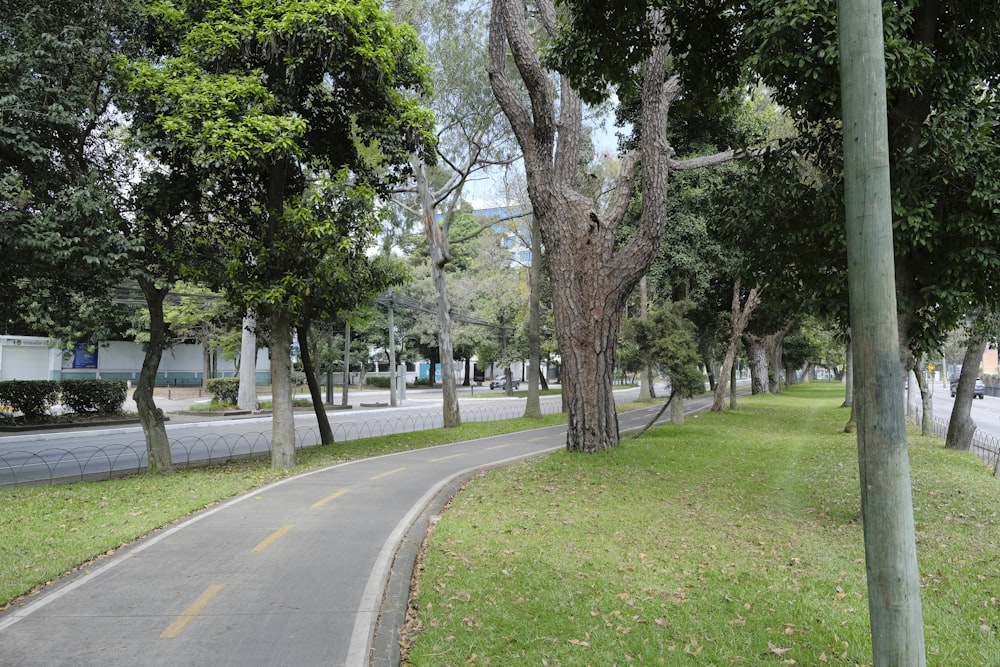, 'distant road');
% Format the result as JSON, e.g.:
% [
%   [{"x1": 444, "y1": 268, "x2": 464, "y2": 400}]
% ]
[
  {"x1": 926, "y1": 381, "x2": 1000, "y2": 439},
  {"x1": 1, "y1": 384, "x2": 711, "y2": 486}
]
